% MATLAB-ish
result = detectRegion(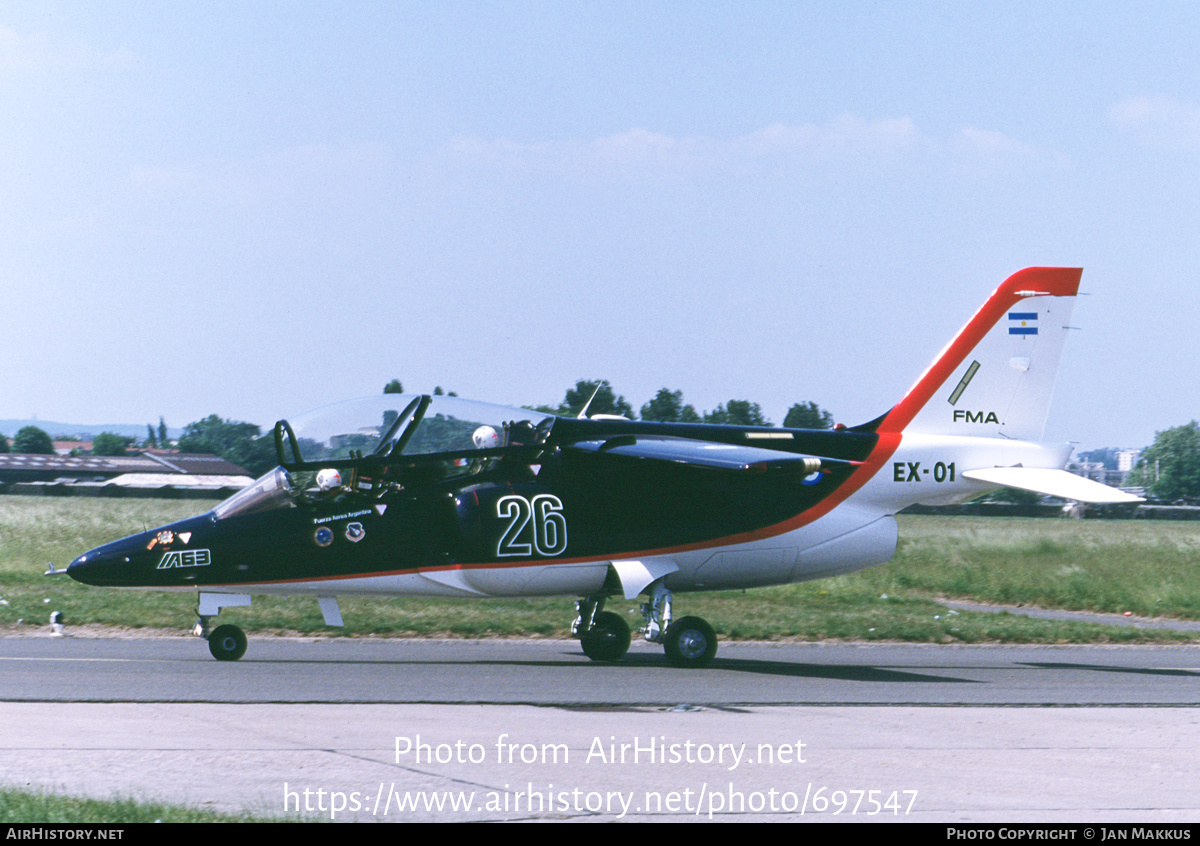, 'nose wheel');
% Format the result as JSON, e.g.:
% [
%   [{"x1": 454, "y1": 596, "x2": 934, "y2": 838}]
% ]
[
  {"x1": 208, "y1": 624, "x2": 248, "y2": 661},
  {"x1": 196, "y1": 618, "x2": 247, "y2": 661}
]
